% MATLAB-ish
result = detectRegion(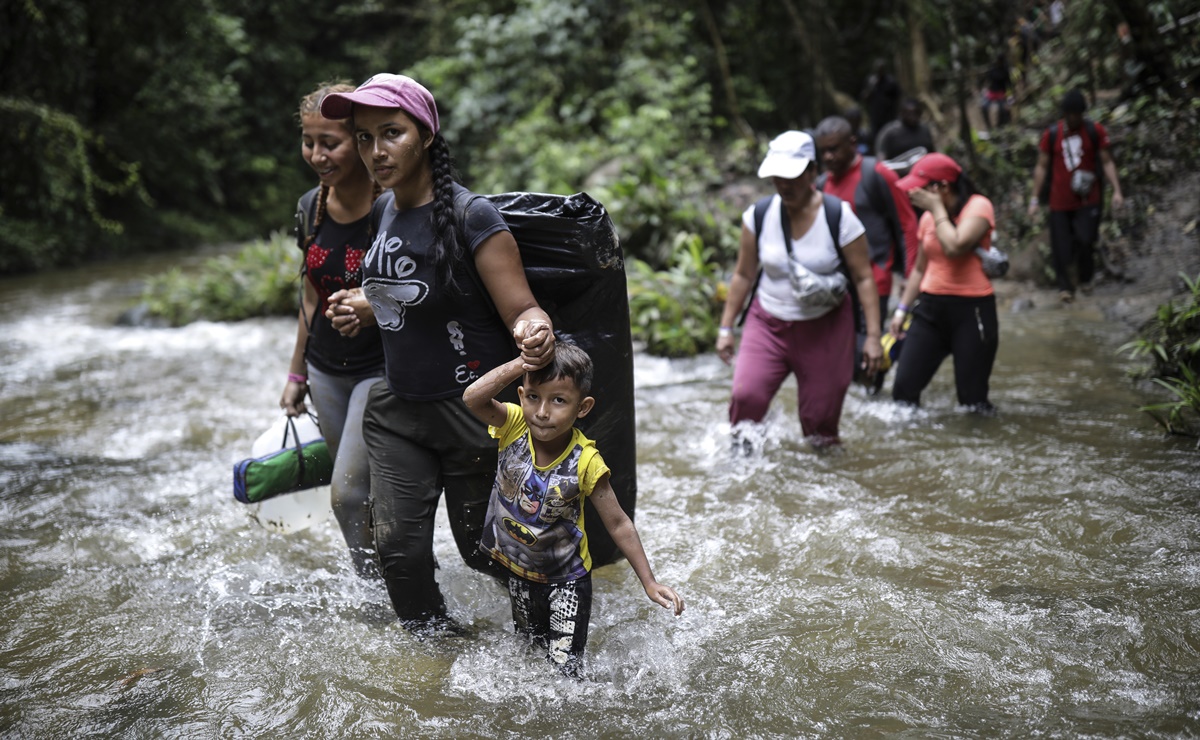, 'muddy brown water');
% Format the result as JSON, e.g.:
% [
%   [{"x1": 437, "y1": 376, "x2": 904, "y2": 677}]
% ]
[{"x1": 1, "y1": 255, "x2": 1198, "y2": 737}]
